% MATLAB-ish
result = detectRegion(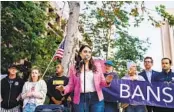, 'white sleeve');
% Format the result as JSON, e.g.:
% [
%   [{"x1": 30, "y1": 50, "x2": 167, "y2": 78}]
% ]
[{"x1": 21, "y1": 82, "x2": 29, "y2": 99}]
